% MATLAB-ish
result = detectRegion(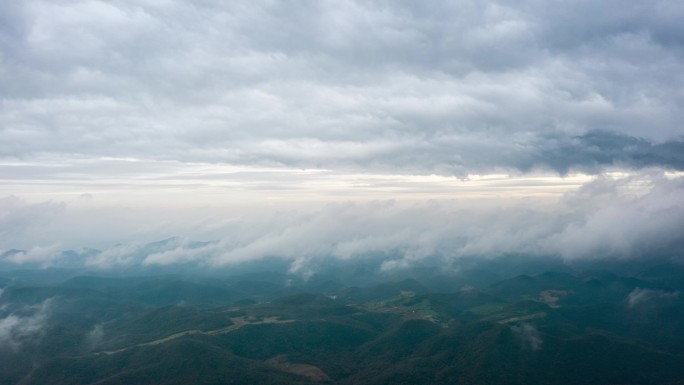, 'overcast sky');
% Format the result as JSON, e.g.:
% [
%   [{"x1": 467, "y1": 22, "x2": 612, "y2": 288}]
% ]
[{"x1": 1, "y1": 1, "x2": 683, "y2": 268}]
